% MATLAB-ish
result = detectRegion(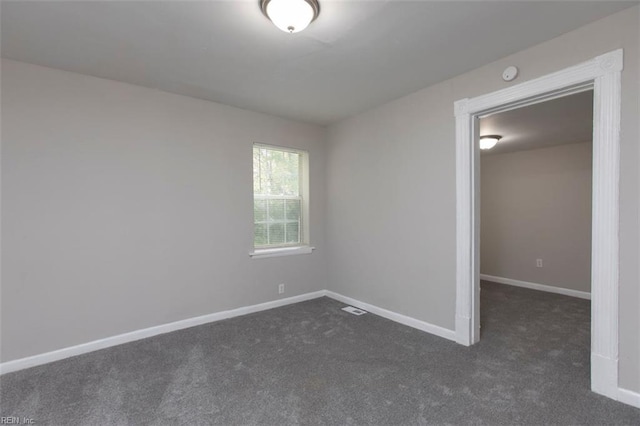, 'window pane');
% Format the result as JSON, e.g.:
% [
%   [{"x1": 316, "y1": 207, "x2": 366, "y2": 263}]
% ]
[
  {"x1": 285, "y1": 199, "x2": 301, "y2": 222},
  {"x1": 268, "y1": 199, "x2": 285, "y2": 221},
  {"x1": 253, "y1": 148, "x2": 262, "y2": 194},
  {"x1": 254, "y1": 199, "x2": 267, "y2": 222},
  {"x1": 280, "y1": 151, "x2": 299, "y2": 195},
  {"x1": 269, "y1": 223, "x2": 285, "y2": 245},
  {"x1": 253, "y1": 146, "x2": 299, "y2": 196},
  {"x1": 254, "y1": 223, "x2": 267, "y2": 246},
  {"x1": 286, "y1": 222, "x2": 300, "y2": 244},
  {"x1": 253, "y1": 145, "x2": 306, "y2": 249}
]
